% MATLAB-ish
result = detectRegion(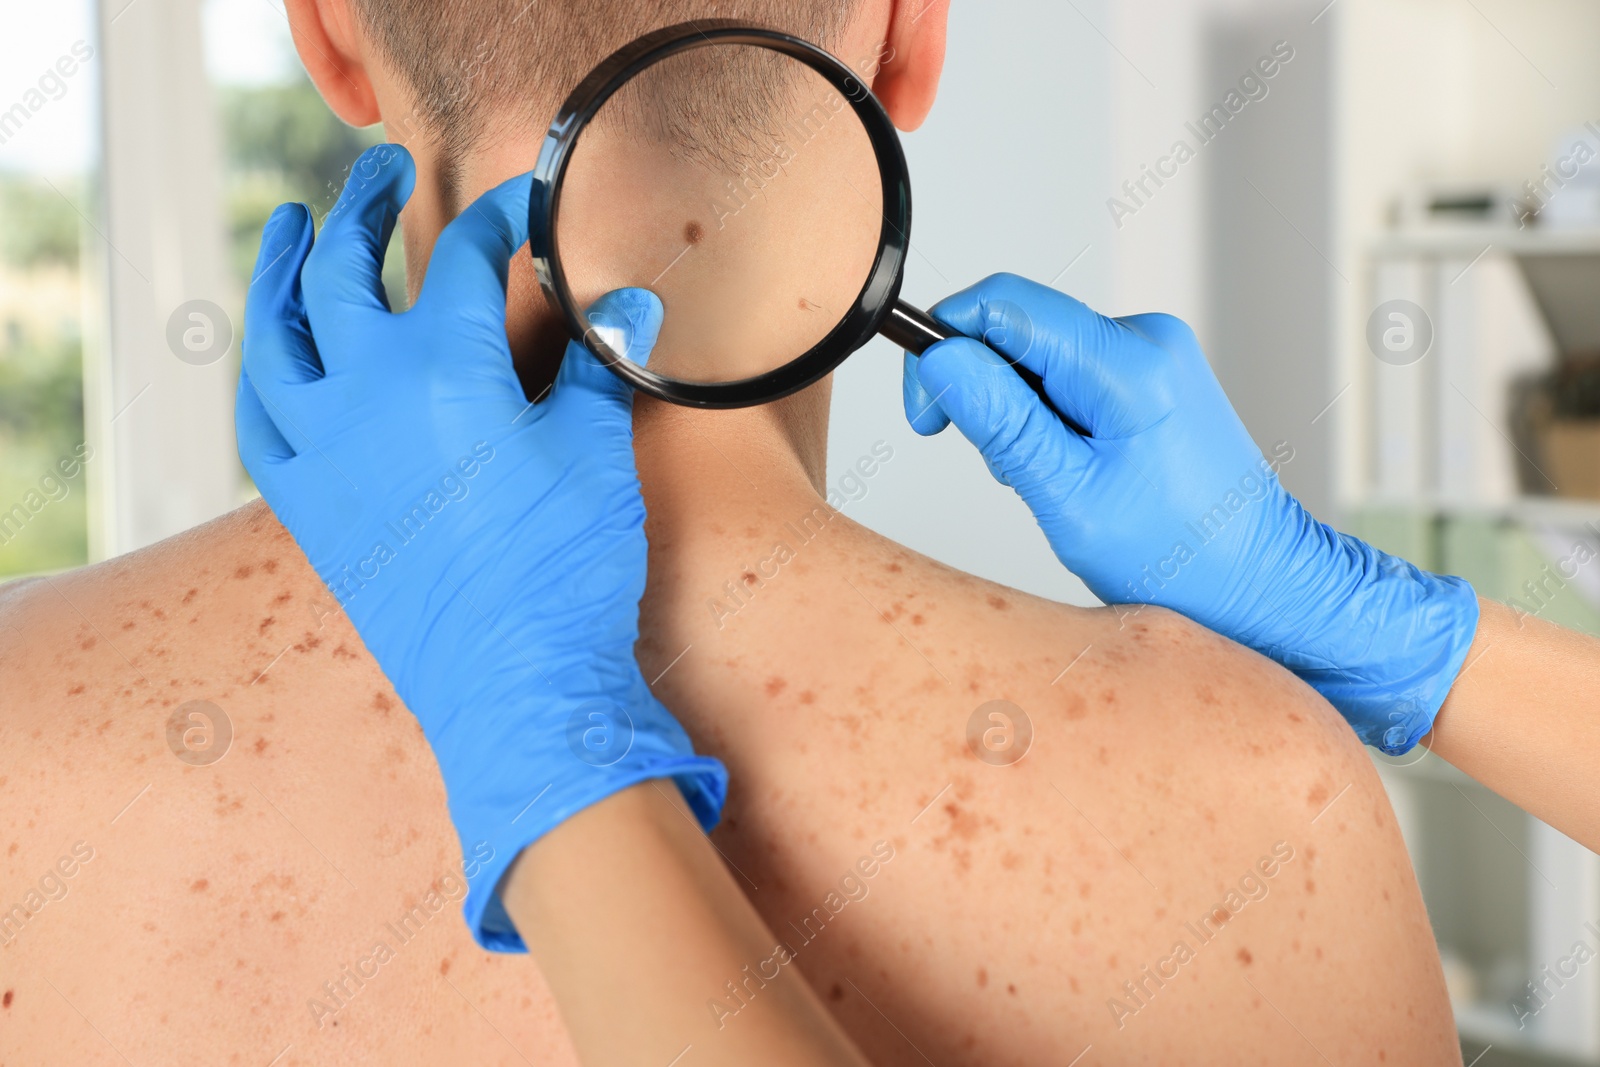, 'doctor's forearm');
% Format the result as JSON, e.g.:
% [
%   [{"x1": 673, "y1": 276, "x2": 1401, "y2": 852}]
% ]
[
  {"x1": 501, "y1": 782, "x2": 873, "y2": 1067},
  {"x1": 1426, "y1": 598, "x2": 1600, "y2": 853}
]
